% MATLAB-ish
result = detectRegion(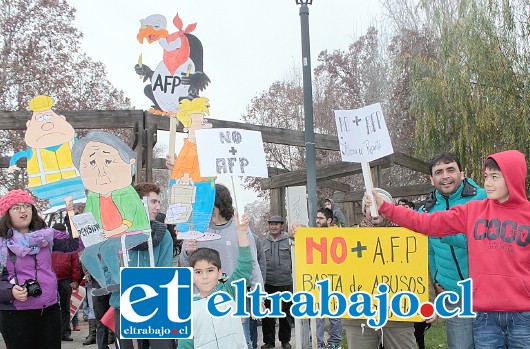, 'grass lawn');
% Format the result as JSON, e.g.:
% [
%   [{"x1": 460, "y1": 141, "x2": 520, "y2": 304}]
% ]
[
  {"x1": 339, "y1": 320, "x2": 448, "y2": 348},
  {"x1": 424, "y1": 320, "x2": 448, "y2": 348}
]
